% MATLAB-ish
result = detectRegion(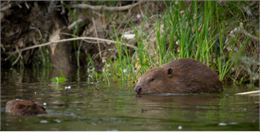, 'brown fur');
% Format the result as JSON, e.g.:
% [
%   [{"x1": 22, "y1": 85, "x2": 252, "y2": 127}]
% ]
[
  {"x1": 134, "y1": 59, "x2": 223, "y2": 94},
  {"x1": 5, "y1": 99, "x2": 46, "y2": 116}
]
